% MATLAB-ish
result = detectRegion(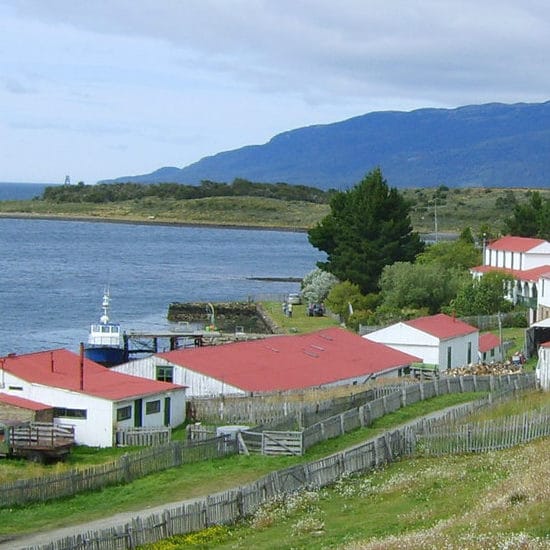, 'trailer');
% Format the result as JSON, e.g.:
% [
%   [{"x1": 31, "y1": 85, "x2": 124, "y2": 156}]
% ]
[{"x1": 0, "y1": 420, "x2": 75, "y2": 463}]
